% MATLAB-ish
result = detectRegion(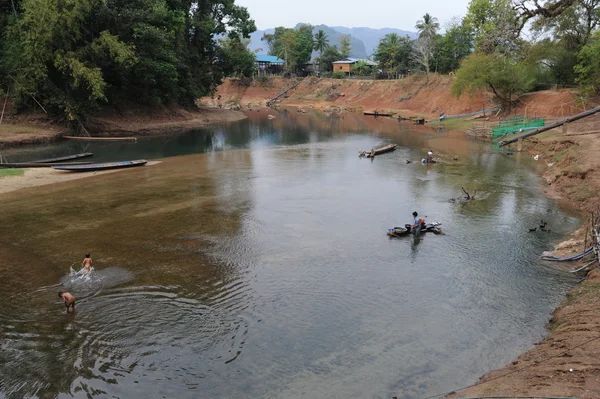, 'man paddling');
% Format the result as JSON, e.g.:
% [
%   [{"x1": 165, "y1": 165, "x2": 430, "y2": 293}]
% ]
[{"x1": 58, "y1": 291, "x2": 76, "y2": 313}]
